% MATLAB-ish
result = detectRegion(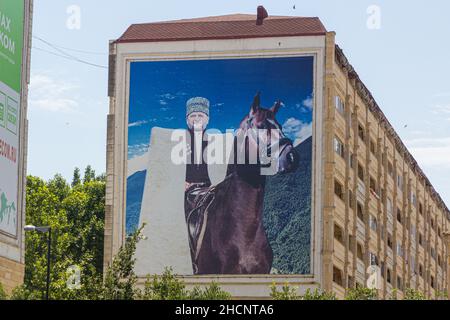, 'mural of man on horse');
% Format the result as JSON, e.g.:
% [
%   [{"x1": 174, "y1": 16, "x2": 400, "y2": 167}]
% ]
[
  {"x1": 184, "y1": 93, "x2": 300, "y2": 275},
  {"x1": 183, "y1": 97, "x2": 213, "y2": 272}
]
